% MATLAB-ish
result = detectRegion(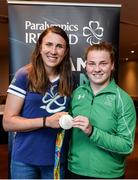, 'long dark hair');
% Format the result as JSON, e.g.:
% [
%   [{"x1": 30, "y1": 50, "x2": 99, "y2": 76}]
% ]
[{"x1": 27, "y1": 26, "x2": 73, "y2": 96}]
